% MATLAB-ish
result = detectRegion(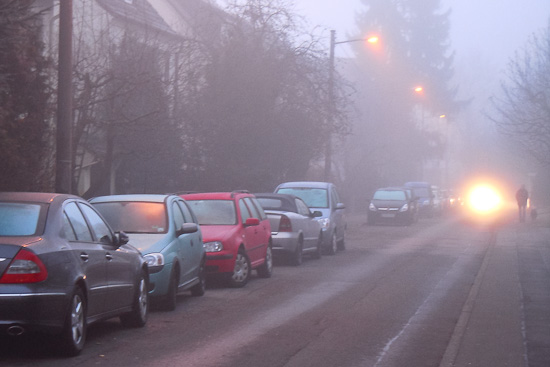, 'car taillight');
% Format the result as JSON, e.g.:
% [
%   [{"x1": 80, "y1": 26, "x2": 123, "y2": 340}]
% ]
[
  {"x1": 0, "y1": 248, "x2": 48, "y2": 283},
  {"x1": 279, "y1": 215, "x2": 292, "y2": 232}
]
